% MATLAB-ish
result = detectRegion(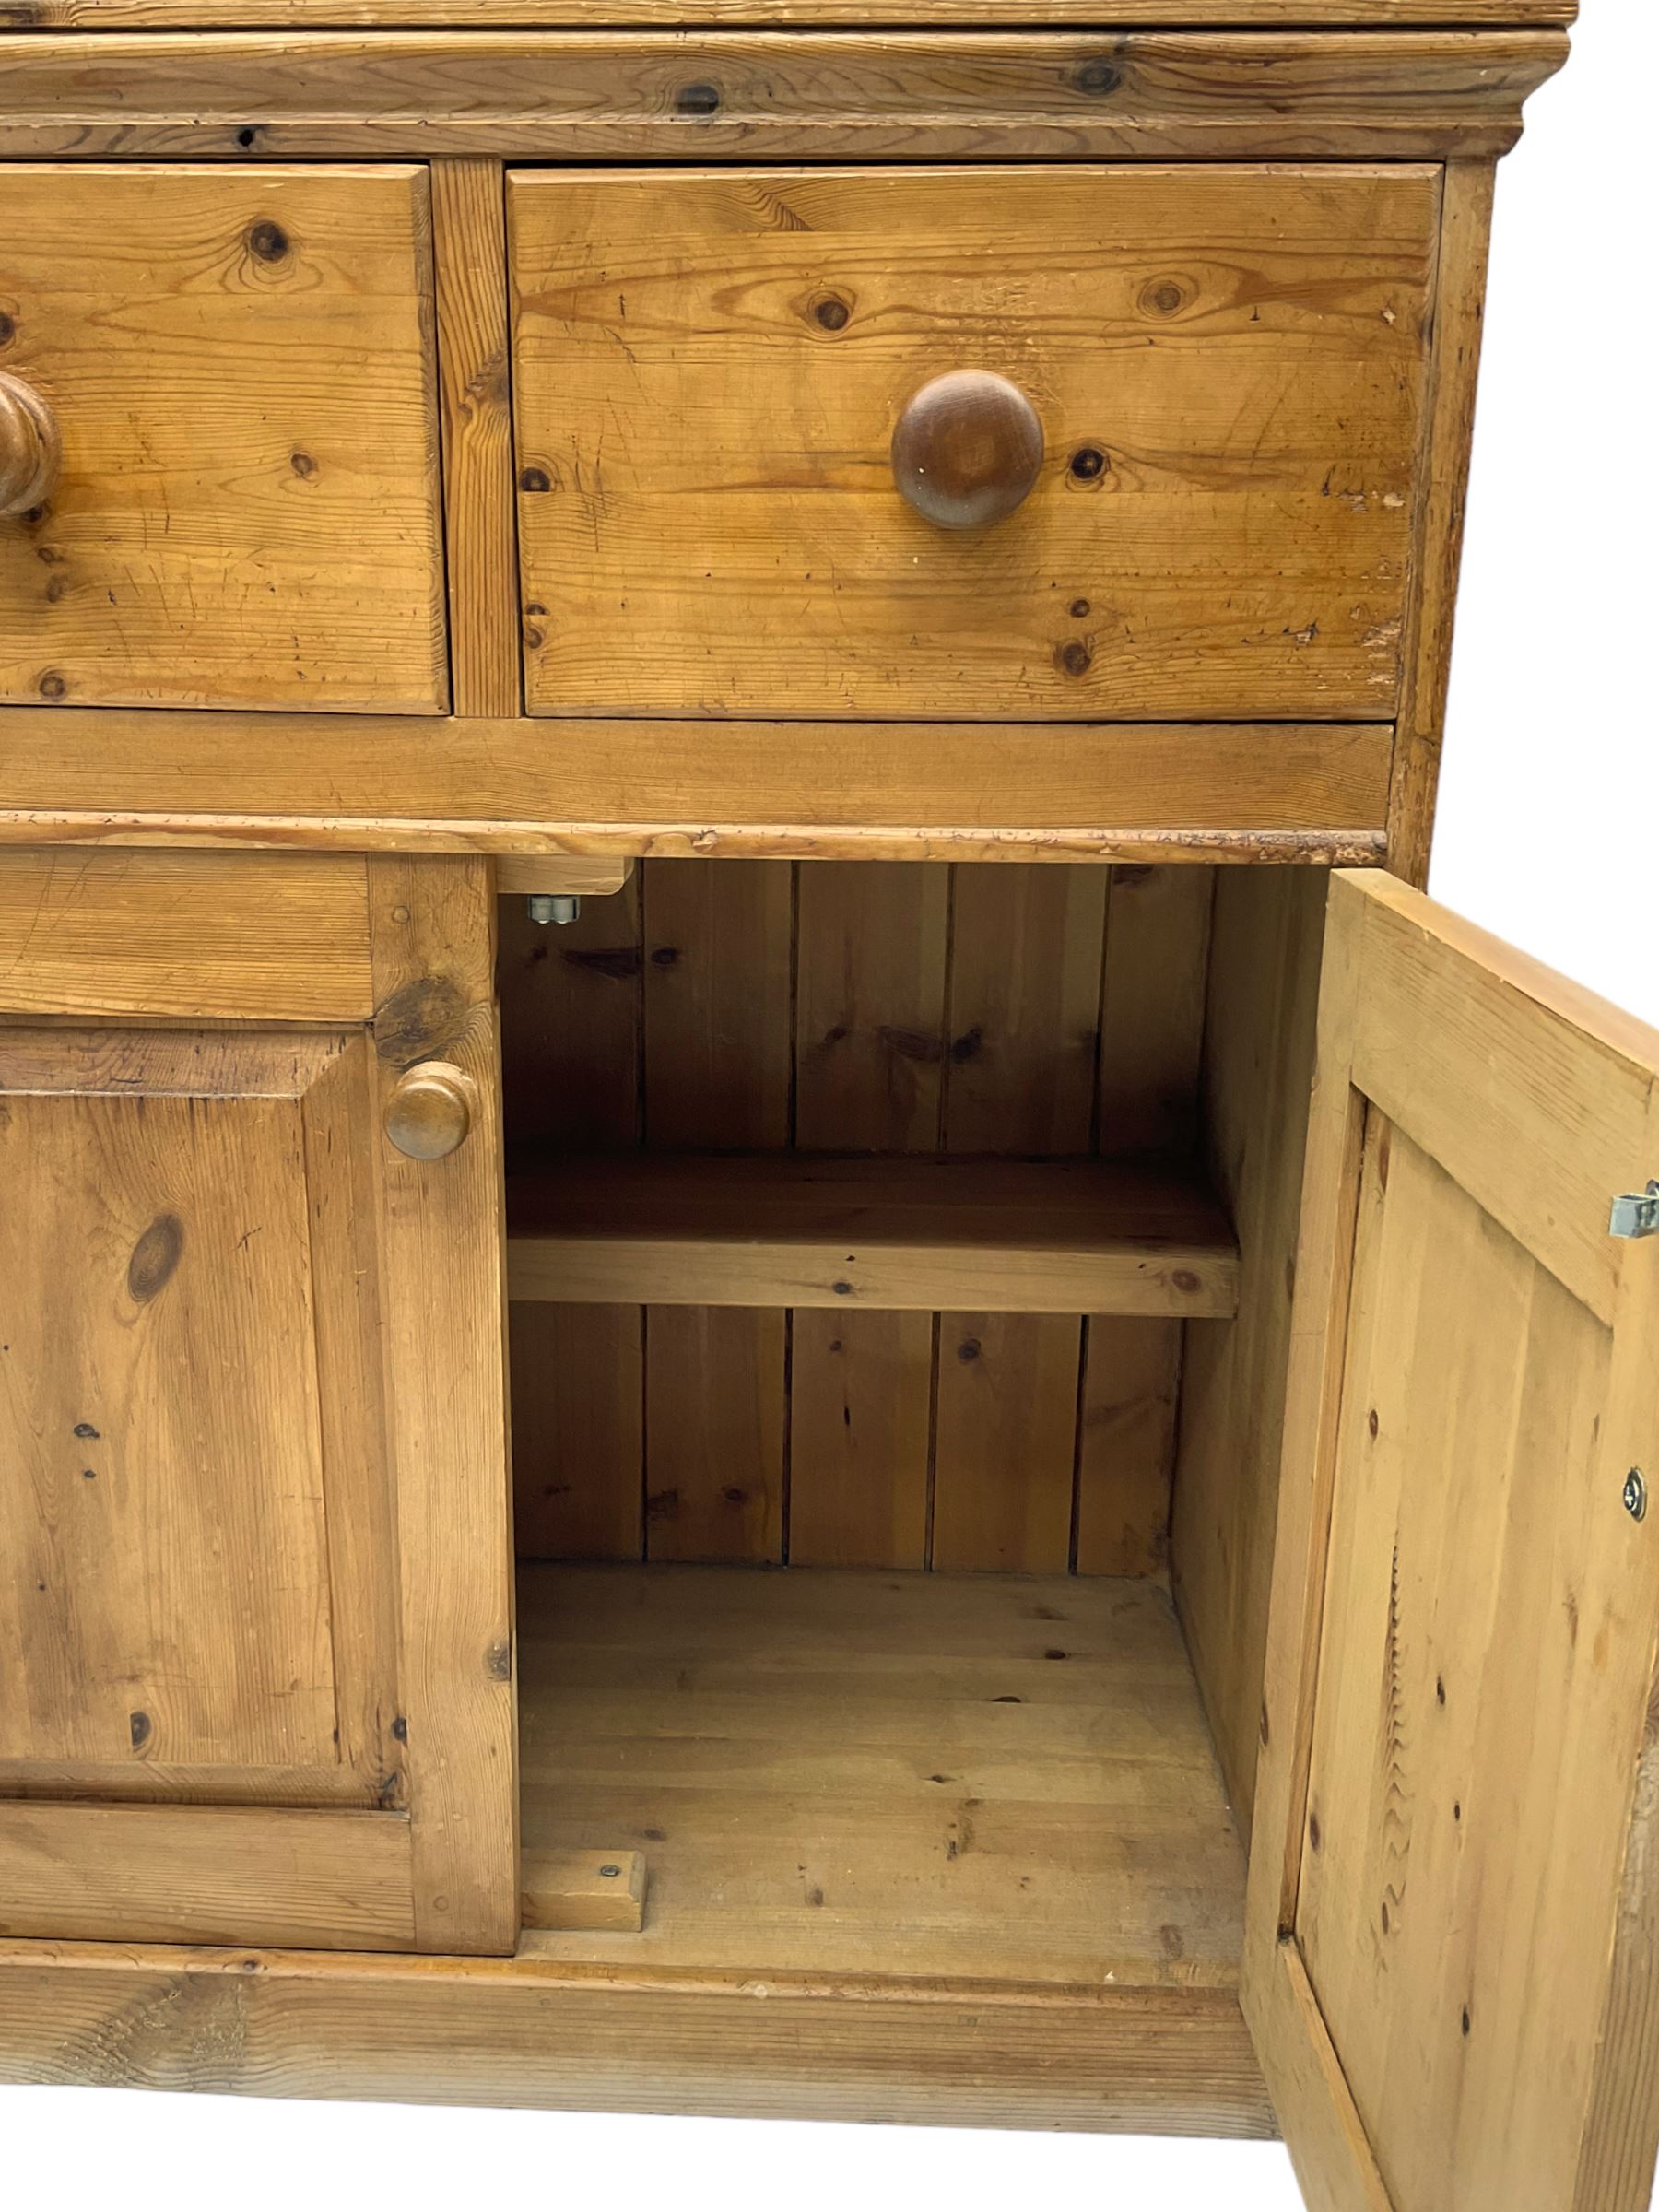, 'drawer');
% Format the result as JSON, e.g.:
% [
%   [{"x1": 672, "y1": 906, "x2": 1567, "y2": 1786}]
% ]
[
  {"x1": 509, "y1": 165, "x2": 1438, "y2": 723},
  {"x1": 0, "y1": 165, "x2": 446, "y2": 714}
]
